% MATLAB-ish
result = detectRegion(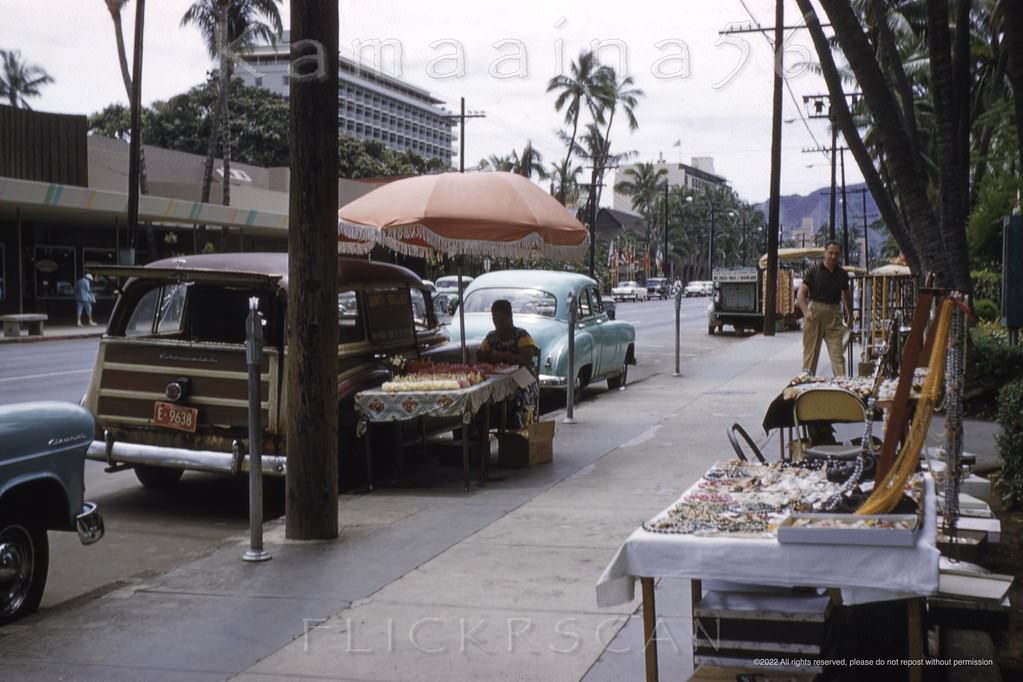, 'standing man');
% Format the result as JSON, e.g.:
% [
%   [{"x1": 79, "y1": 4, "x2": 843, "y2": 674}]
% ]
[
  {"x1": 798, "y1": 241, "x2": 852, "y2": 375},
  {"x1": 74, "y1": 272, "x2": 97, "y2": 327}
]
